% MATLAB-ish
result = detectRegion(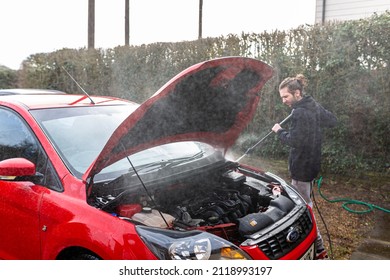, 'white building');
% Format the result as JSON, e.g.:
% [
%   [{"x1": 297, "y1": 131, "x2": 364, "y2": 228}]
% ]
[{"x1": 315, "y1": 0, "x2": 390, "y2": 24}]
